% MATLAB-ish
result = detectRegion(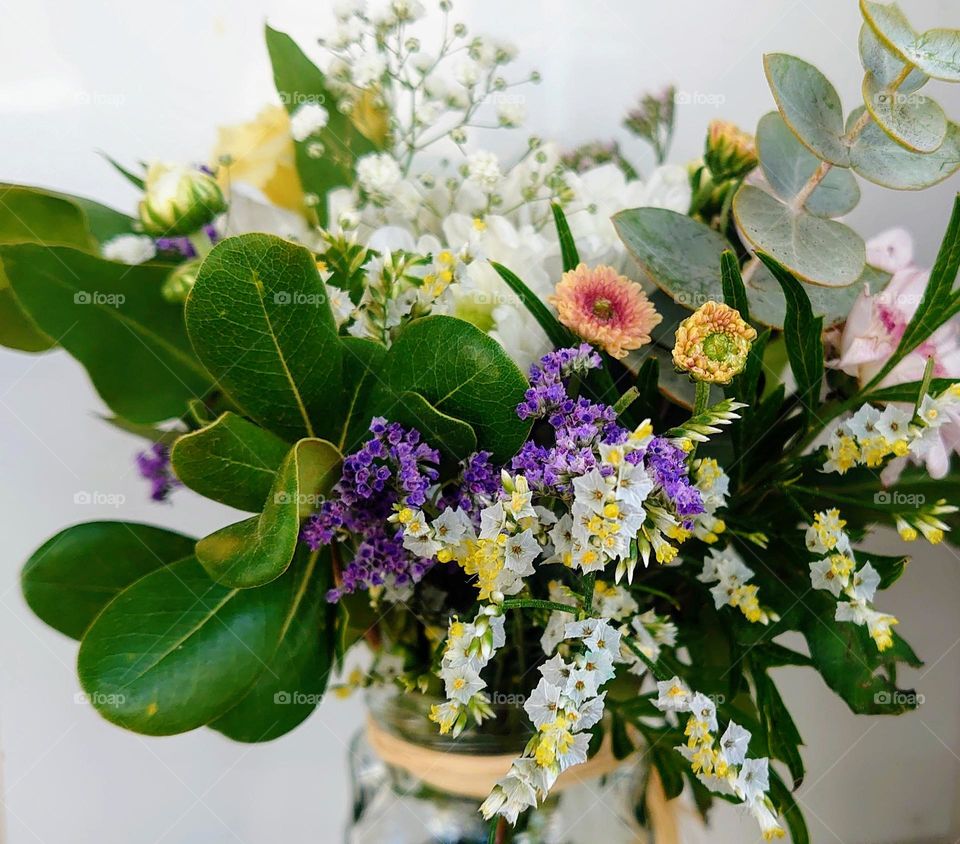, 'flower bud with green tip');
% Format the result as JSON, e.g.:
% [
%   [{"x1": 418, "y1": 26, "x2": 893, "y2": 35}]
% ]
[
  {"x1": 161, "y1": 259, "x2": 203, "y2": 304},
  {"x1": 704, "y1": 120, "x2": 758, "y2": 182},
  {"x1": 673, "y1": 301, "x2": 756, "y2": 385},
  {"x1": 138, "y1": 163, "x2": 226, "y2": 236}
]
